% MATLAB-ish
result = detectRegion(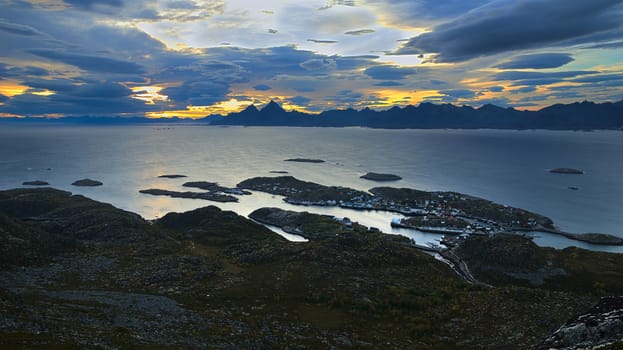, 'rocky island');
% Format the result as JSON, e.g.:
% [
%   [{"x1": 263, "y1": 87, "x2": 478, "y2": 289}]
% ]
[
  {"x1": 22, "y1": 180, "x2": 49, "y2": 186},
  {"x1": 139, "y1": 188, "x2": 238, "y2": 202},
  {"x1": 158, "y1": 174, "x2": 188, "y2": 178},
  {"x1": 360, "y1": 172, "x2": 402, "y2": 181},
  {"x1": 284, "y1": 158, "x2": 325, "y2": 163},
  {"x1": 1, "y1": 188, "x2": 623, "y2": 349},
  {"x1": 71, "y1": 178, "x2": 103, "y2": 186},
  {"x1": 550, "y1": 168, "x2": 584, "y2": 174}
]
